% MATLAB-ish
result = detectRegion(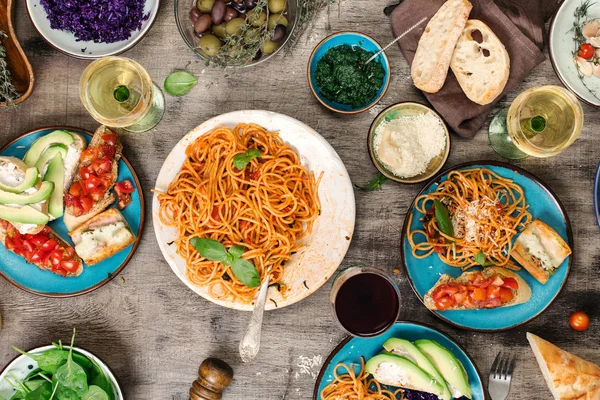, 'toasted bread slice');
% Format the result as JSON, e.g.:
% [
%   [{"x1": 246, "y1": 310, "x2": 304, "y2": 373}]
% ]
[
  {"x1": 64, "y1": 126, "x2": 122, "y2": 231},
  {"x1": 450, "y1": 20, "x2": 510, "y2": 105},
  {"x1": 0, "y1": 222, "x2": 83, "y2": 276},
  {"x1": 411, "y1": 0, "x2": 473, "y2": 93},
  {"x1": 62, "y1": 132, "x2": 87, "y2": 191},
  {"x1": 527, "y1": 333, "x2": 600, "y2": 399},
  {"x1": 511, "y1": 219, "x2": 571, "y2": 284},
  {"x1": 423, "y1": 266, "x2": 531, "y2": 310},
  {"x1": 70, "y1": 208, "x2": 136, "y2": 266}
]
